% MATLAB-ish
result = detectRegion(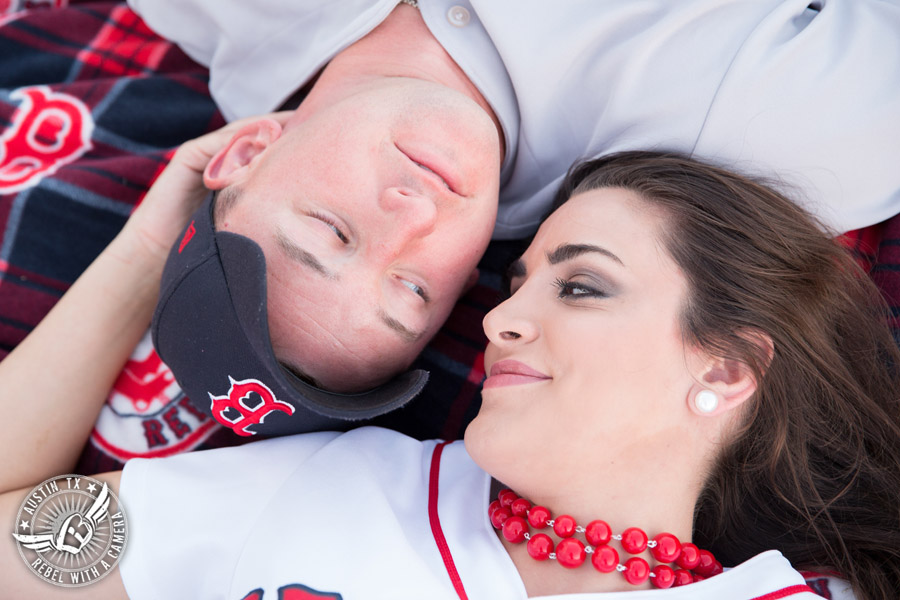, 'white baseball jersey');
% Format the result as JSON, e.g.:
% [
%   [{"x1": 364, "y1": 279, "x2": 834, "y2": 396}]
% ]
[
  {"x1": 127, "y1": 0, "x2": 900, "y2": 237},
  {"x1": 119, "y1": 427, "x2": 826, "y2": 599}
]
